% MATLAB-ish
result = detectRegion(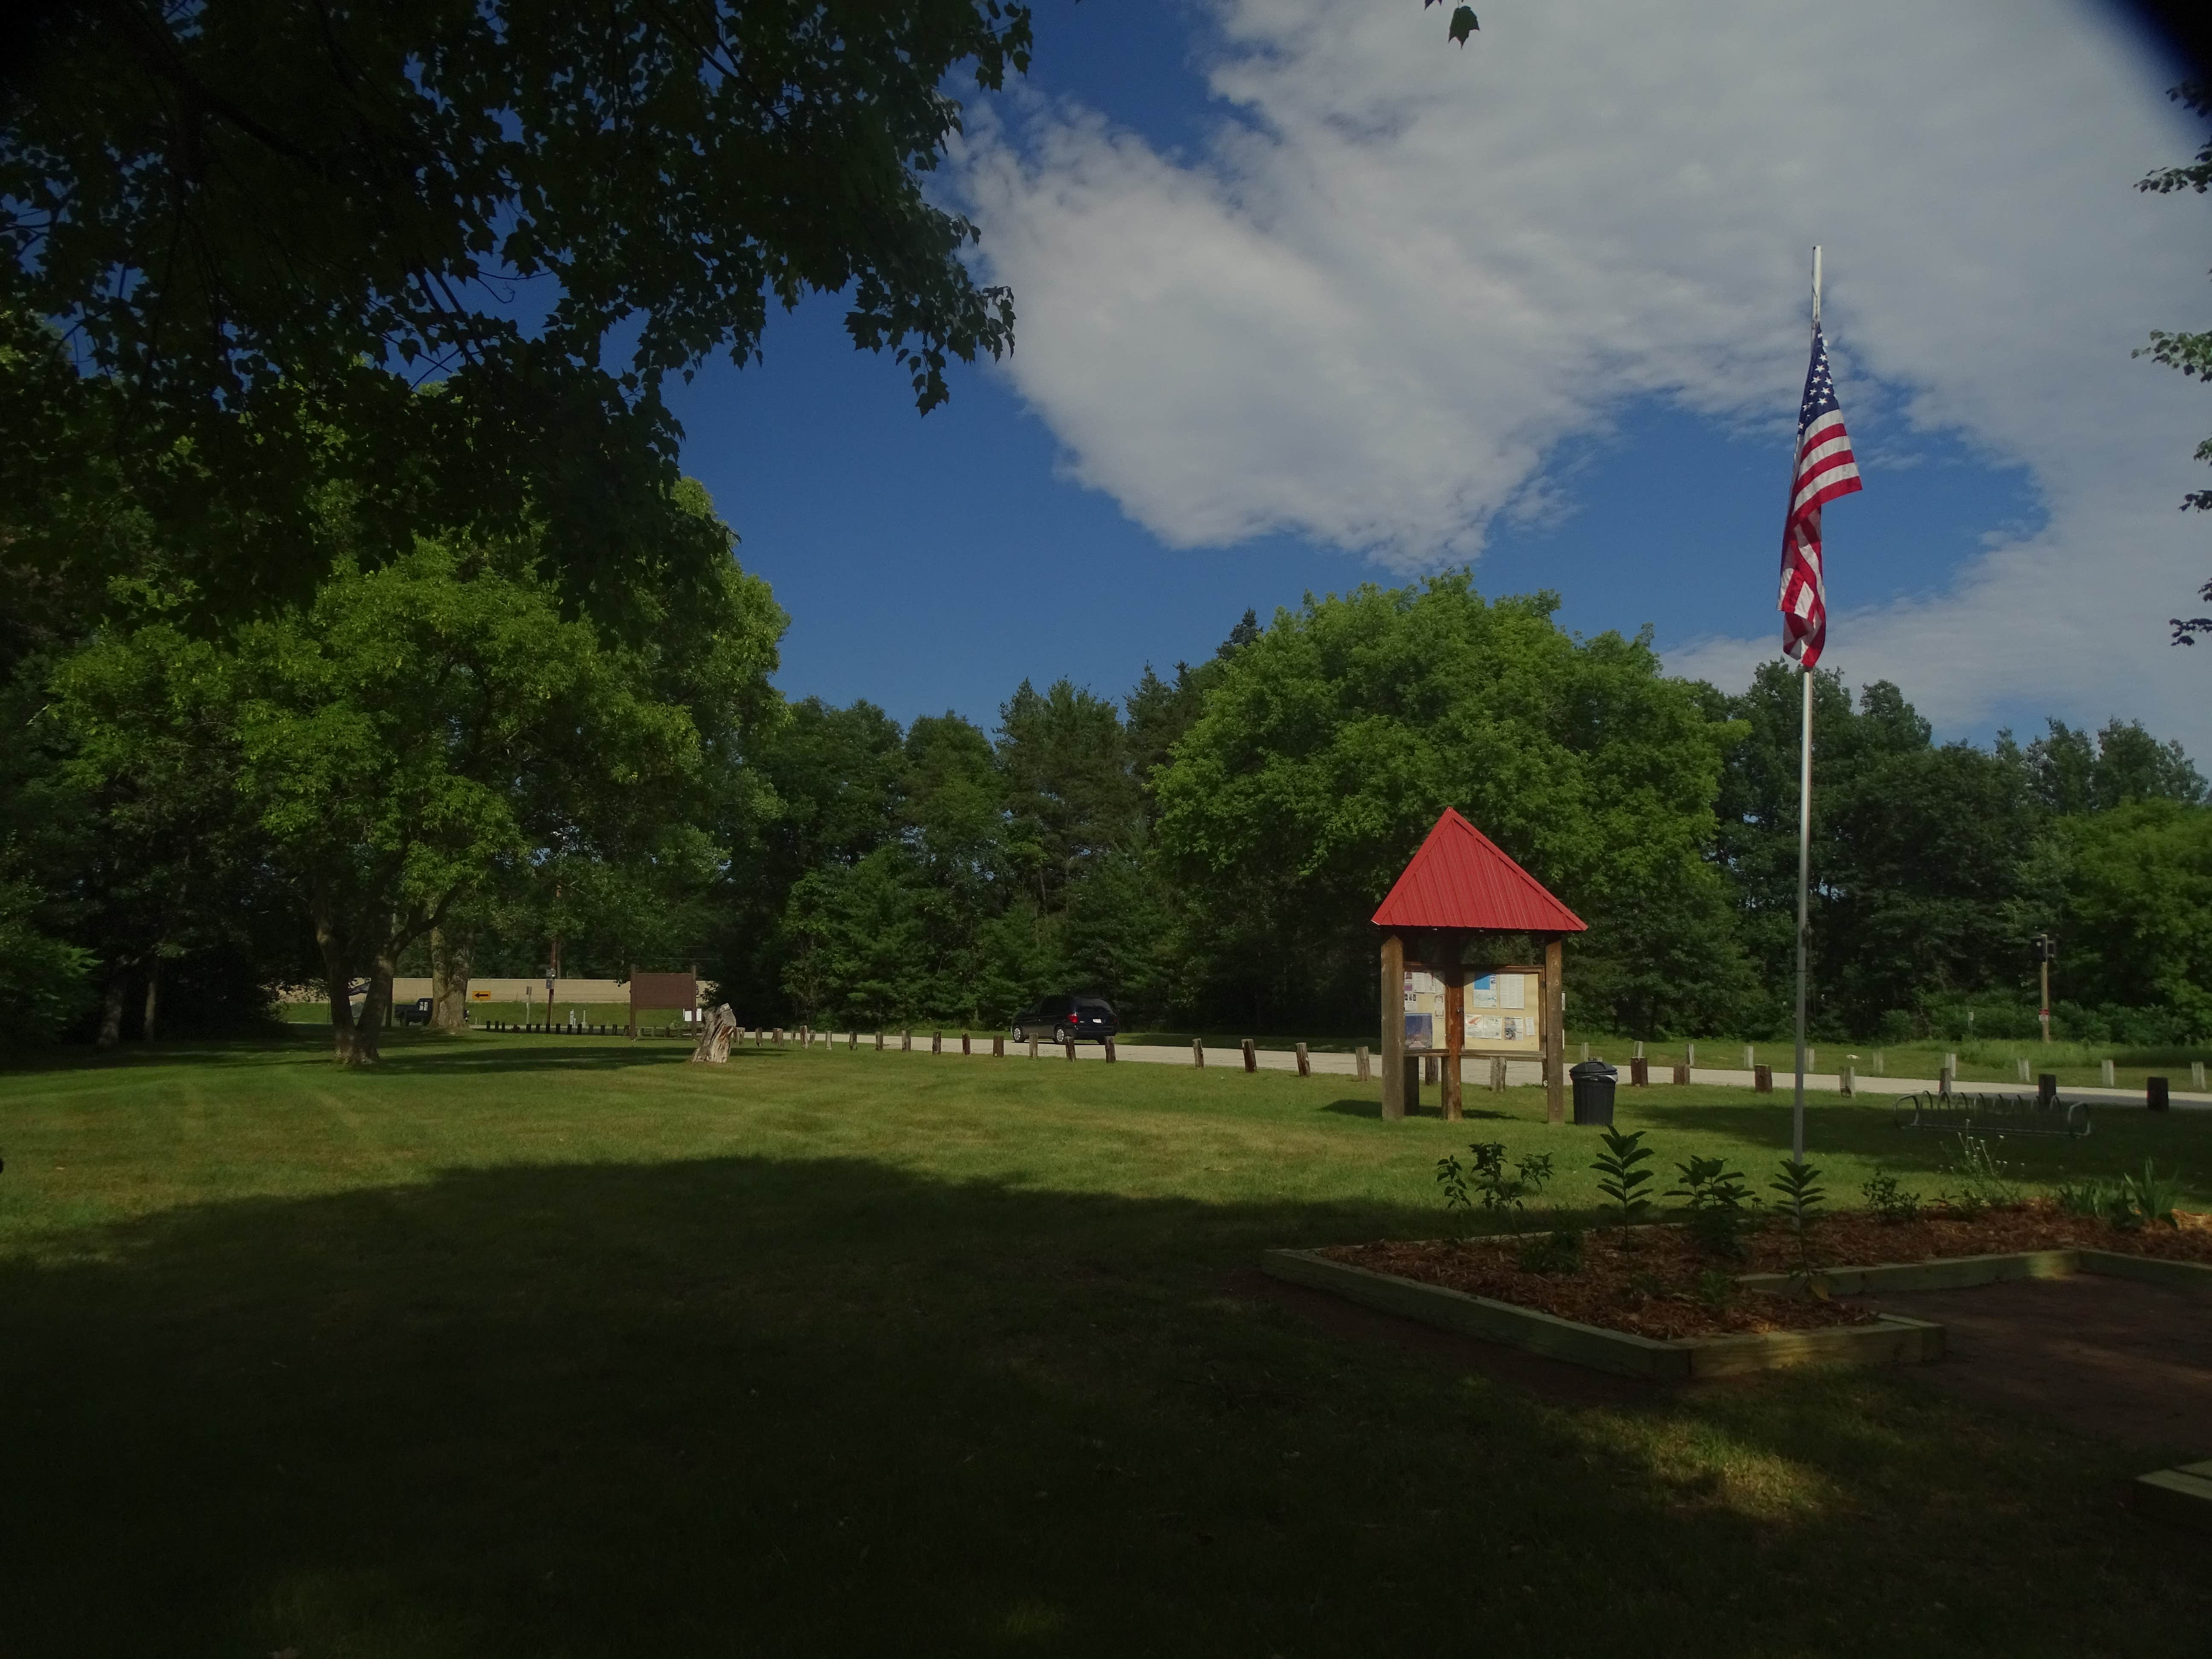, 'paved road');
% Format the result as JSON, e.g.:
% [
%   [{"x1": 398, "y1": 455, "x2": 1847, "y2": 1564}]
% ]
[{"x1": 746, "y1": 1030, "x2": 2211, "y2": 1109}]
